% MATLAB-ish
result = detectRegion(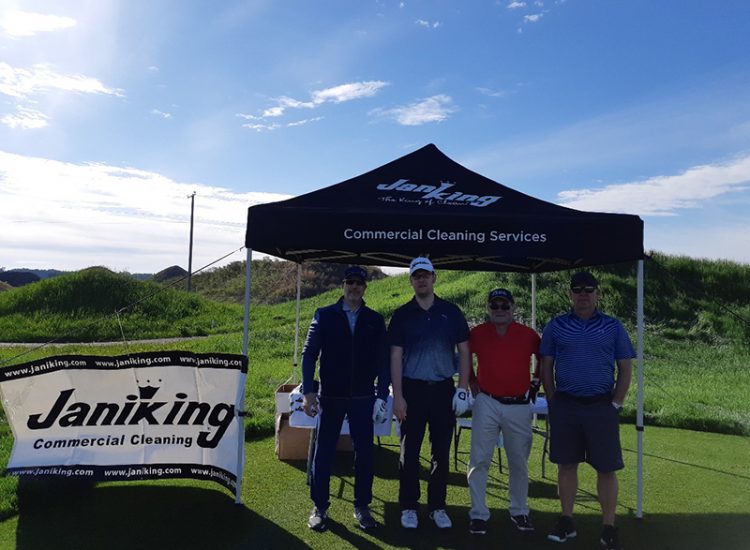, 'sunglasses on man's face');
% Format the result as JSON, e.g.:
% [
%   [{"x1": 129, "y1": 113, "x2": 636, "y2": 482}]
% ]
[
  {"x1": 344, "y1": 279, "x2": 365, "y2": 287},
  {"x1": 489, "y1": 302, "x2": 512, "y2": 311},
  {"x1": 571, "y1": 286, "x2": 597, "y2": 294}
]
